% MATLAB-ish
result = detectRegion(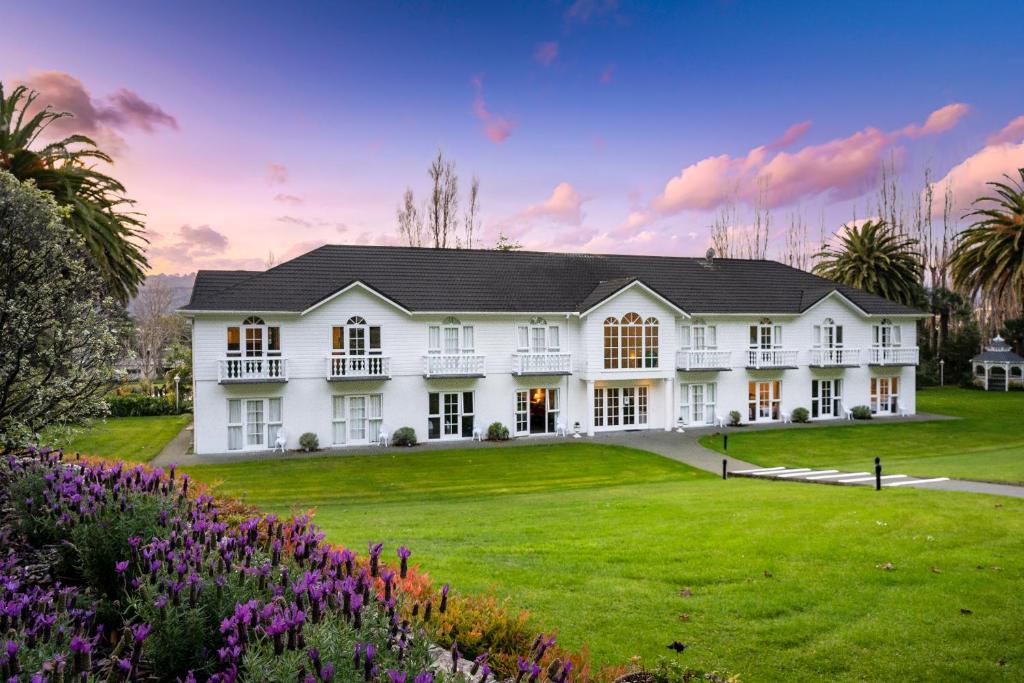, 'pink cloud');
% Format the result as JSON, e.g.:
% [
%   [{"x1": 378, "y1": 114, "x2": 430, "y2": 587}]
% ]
[
  {"x1": 987, "y1": 115, "x2": 1024, "y2": 145},
  {"x1": 274, "y1": 193, "x2": 303, "y2": 205},
  {"x1": 534, "y1": 41, "x2": 559, "y2": 66},
  {"x1": 470, "y1": 76, "x2": 516, "y2": 143},
  {"x1": 930, "y1": 140, "x2": 1024, "y2": 217},
  {"x1": 267, "y1": 163, "x2": 289, "y2": 184},
  {"x1": 599, "y1": 64, "x2": 615, "y2": 84},
  {"x1": 148, "y1": 224, "x2": 232, "y2": 271},
  {"x1": 632, "y1": 103, "x2": 970, "y2": 231},
  {"x1": 522, "y1": 182, "x2": 585, "y2": 225},
  {"x1": 565, "y1": 0, "x2": 618, "y2": 23}
]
